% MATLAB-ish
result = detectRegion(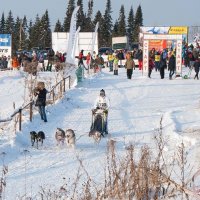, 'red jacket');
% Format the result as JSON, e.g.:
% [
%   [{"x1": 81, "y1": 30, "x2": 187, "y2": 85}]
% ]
[{"x1": 149, "y1": 59, "x2": 155, "y2": 70}]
